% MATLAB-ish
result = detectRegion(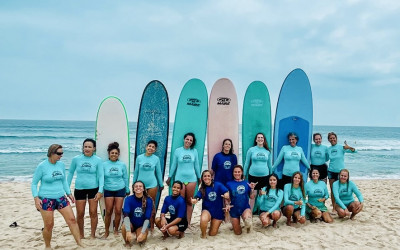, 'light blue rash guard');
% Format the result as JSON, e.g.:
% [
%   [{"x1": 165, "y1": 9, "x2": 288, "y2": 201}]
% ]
[
  {"x1": 272, "y1": 145, "x2": 310, "y2": 177},
  {"x1": 327, "y1": 144, "x2": 356, "y2": 173},
  {"x1": 332, "y1": 180, "x2": 364, "y2": 210},
  {"x1": 169, "y1": 147, "x2": 201, "y2": 183},
  {"x1": 310, "y1": 144, "x2": 329, "y2": 165},
  {"x1": 133, "y1": 154, "x2": 163, "y2": 189},
  {"x1": 284, "y1": 183, "x2": 306, "y2": 216},
  {"x1": 257, "y1": 187, "x2": 284, "y2": 214},
  {"x1": 244, "y1": 146, "x2": 272, "y2": 177},
  {"x1": 103, "y1": 160, "x2": 129, "y2": 193},
  {"x1": 305, "y1": 180, "x2": 329, "y2": 210},
  {"x1": 31, "y1": 159, "x2": 71, "y2": 199},
  {"x1": 67, "y1": 154, "x2": 104, "y2": 193}
]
